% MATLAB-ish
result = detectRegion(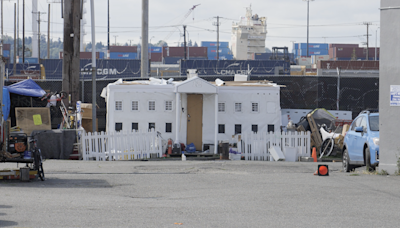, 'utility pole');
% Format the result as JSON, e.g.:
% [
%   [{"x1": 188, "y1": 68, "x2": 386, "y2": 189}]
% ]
[
  {"x1": 113, "y1": 35, "x2": 118, "y2": 45},
  {"x1": 62, "y1": 0, "x2": 81, "y2": 108},
  {"x1": 364, "y1": 22, "x2": 372, "y2": 60},
  {"x1": 107, "y1": 0, "x2": 109, "y2": 58},
  {"x1": 213, "y1": 16, "x2": 220, "y2": 60},
  {"x1": 90, "y1": 0, "x2": 96, "y2": 132},
  {"x1": 128, "y1": 39, "x2": 134, "y2": 46},
  {"x1": 13, "y1": 3, "x2": 16, "y2": 72},
  {"x1": 183, "y1": 25, "x2": 187, "y2": 60},
  {"x1": 47, "y1": 4, "x2": 50, "y2": 59},
  {"x1": 141, "y1": 0, "x2": 149, "y2": 78},
  {"x1": 17, "y1": 0, "x2": 19, "y2": 58},
  {"x1": 22, "y1": 0, "x2": 24, "y2": 62},
  {"x1": 303, "y1": 0, "x2": 314, "y2": 58},
  {"x1": 1, "y1": 0, "x2": 3, "y2": 56},
  {"x1": 34, "y1": 11, "x2": 46, "y2": 63}
]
